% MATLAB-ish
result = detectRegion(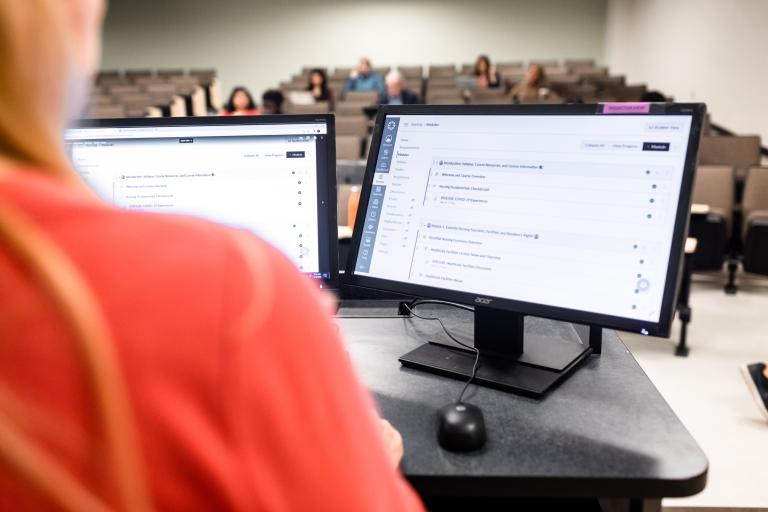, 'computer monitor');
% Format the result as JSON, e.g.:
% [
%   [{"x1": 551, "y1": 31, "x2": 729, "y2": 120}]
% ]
[
  {"x1": 66, "y1": 115, "x2": 338, "y2": 289},
  {"x1": 345, "y1": 103, "x2": 705, "y2": 395}
]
